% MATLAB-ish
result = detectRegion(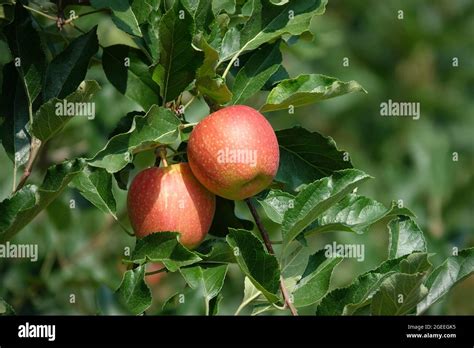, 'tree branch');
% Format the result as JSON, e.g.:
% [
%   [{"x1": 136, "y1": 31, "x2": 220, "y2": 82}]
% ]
[
  {"x1": 244, "y1": 198, "x2": 298, "y2": 316},
  {"x1": 14, "y1": 137, "x2": 42, "y2": 193}
]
